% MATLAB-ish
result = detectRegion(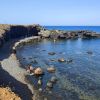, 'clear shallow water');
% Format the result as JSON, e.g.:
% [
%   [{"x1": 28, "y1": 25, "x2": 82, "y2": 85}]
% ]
[
  {"x1": 17, "y1": 38, "x2": 100, "y2": 100},
  {"x1": 44, "y1": 26, "x2": 100, "y2": 33}
]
